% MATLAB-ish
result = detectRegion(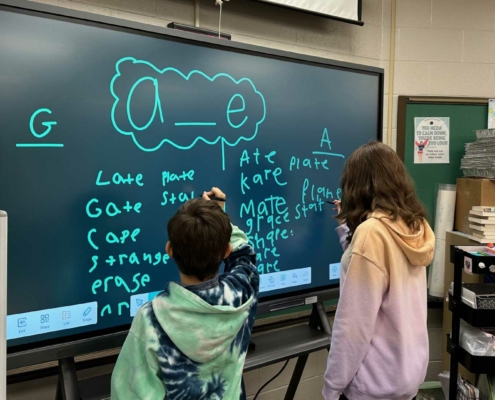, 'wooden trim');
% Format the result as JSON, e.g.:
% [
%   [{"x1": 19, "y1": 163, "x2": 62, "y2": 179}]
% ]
[
  {"x1": 405, "y1": 96, "x2": 488, "y2": 104},
  {"x1": 397, "y1": 96, "x2": 408, "y2": 160}
]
